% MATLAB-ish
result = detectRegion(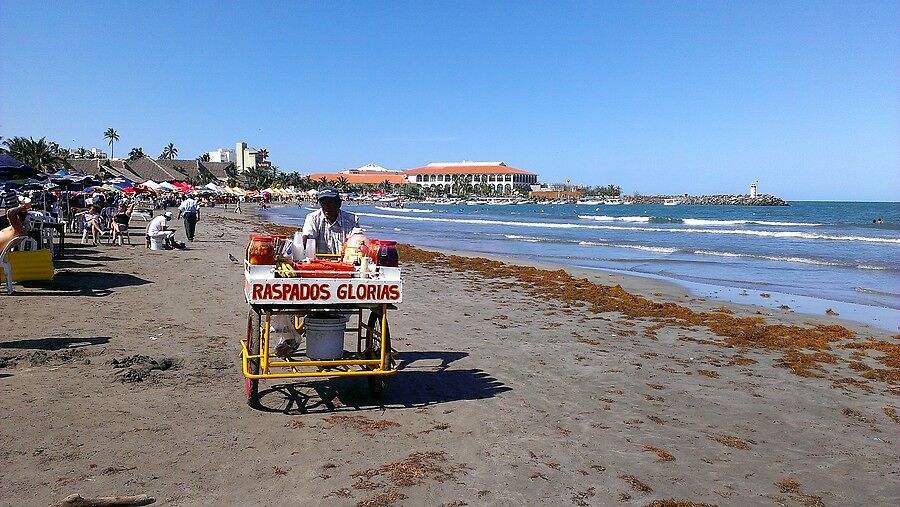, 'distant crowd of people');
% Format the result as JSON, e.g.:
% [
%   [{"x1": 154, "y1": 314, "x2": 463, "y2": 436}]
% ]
[{"x1": 0, "y1": 187, "x2": 245, "y2": 252}]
